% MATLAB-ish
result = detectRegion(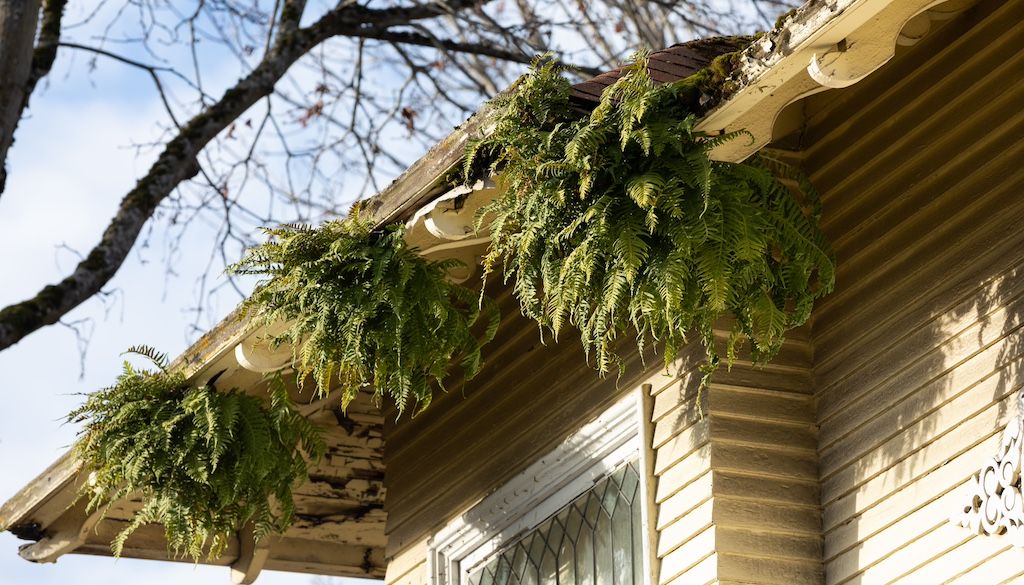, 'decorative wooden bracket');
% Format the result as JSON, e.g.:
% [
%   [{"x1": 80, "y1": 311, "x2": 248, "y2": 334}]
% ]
[
  {"x1": 952, "y1": 389, "x2": 1024, "y2": 545},
  {"x1": 805, "y1": 0, "x2": 952, "y2": 89},
  {"x1": 405, "y1": 178, "x2": 502, "y2": 284},
  {"x1": 234, "y1": 321, "x2": 294, "y2": 374},
  {"x1": 230, "y1": 523, "x2": 271, "y2": 584},
  {"x1": 697, "y1": 0, "x2": 977, "y2": 162},
  {"x1": 409, "y1": 179, "x2": 498, "y2": 242},
  {"x1": 17, "y1": 507, "x2": 104, "y2": 563}
]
